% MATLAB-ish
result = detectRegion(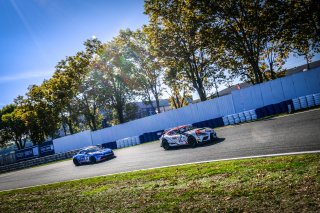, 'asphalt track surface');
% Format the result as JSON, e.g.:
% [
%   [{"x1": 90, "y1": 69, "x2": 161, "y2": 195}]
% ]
[{"x1": 1, "y1": 109, "x2": 319, "y2": 191}]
